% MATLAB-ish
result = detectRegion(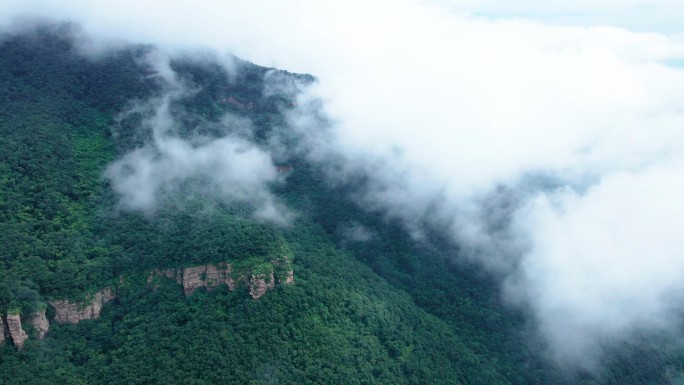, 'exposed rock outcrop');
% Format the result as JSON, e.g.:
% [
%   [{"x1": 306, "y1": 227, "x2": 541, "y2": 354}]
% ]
[
  {"x1": 182, "y1": 262, "x2": 234, "y2": 295},
  {"x1": 29, "y1": 309, "x2": 49, "y2": 339},
  {"x1": 1, "y1": 309, "x2": 49, "y2": 349},
  {"x1": 249, "y1": 272, "x2": 276, "y2": 299},
  {"x1": 49, "y1": 287, "x2": 115, "y2": 324},
  {"x1": 282, "y1": 269, "x2": 295, "y2": 284},
  {"x1": 148, "y1": 256, "x2": 294, "y2": 299},
  {"x1": 2, "y1": 256, "x2": 293, "y2": 346},
  {"x1": 148, "y1": 263, "x2": 236, "y2": 295},
  {"x1": 0, "y1": 288, "x2": 115, "y2": 347},
  {"x1": 0, "y1": 316, "x2": 6, "y2": 343},
  {"x1": 272, "y1": 256, "x2": 295, "y2": 285},
  {"x1": 6, "y1": 314, "x2": 28, "y2": 349},
  {"x1": 147, "y1": 268, "x2": 182, "y2": 289}
]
